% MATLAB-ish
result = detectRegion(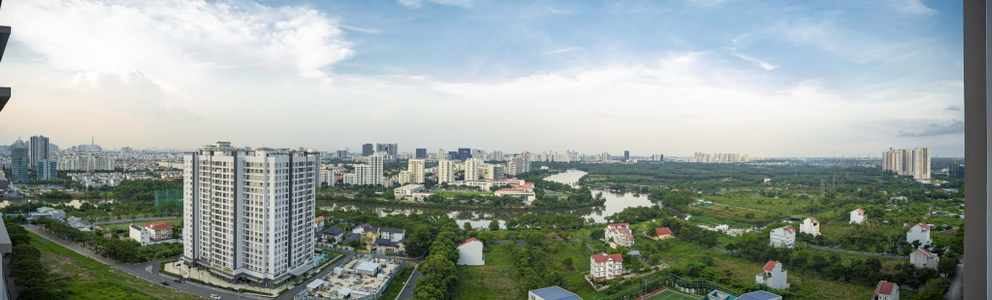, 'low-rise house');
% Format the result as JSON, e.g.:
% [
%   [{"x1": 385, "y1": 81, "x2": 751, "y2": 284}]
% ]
[
  {"x1": 353, "y1": 223, "x2": 380, "y2": 244},
  {"x1": 909, "y1": 247, "x2": 939, "y2": 270},
  {"x1": 769, "y1": 226, "x2": 796, "y2": 248},
  {"x1": 380, "y1": 228, "x2": 405, "y2": 242},
  {"x1": 653, "y1": 227, "x2": 673, "y2": 240},
  {"x1": 850, "y1": 208, "x2": 866, "y2": 224},
  {"x1": 494, "y1": 188, "x2": 537, "y2": 204},
  {"x1": 319, "y1": 226, "x2": 345, "y2": 243},
  {"x1": 702, "y1": 289, "x2": 737, "y2": 300},
  {"x1": 799, "y1": 217, "x2": 820, "y2": 236},
  {"x1": 394, "y1": 184, "x2": 426, "y2": 200},
  {"x1": 528, "y1": 286, "x2": 582, "y2": 300},
  {"x1": 457, "y1": 238, "x2": 484, "y2": 265},
  {"x1": 27, "y1": 207, "x2": 65, "y2": 220},
  {"x1": 737, "y1": 291, "x2": 783, "y2": 300},
  {"x1": 906, "y1": 222, "x2": 932, "y2": 246},
  {"x1": 314, "y1": 216, "x2": 325, "y2": 232},
  {"x1": 755, "y1": 260, "x2": 789, "y2": 290},
  {"x1": 374, "y1": 227, "x2": 406, "y2": 254},
  {"x1": 589, "y1": 252, "x2": 623, "y2": 282},
  {"x1": 605, "y1": 223, "x2": 634, "y2": 248},
  {"x1": 873, "y1": 281, "x2": 899, "y2": 300},
  {"x1": 128, "y1": 222, "x2": 174, "y2": 246}
]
